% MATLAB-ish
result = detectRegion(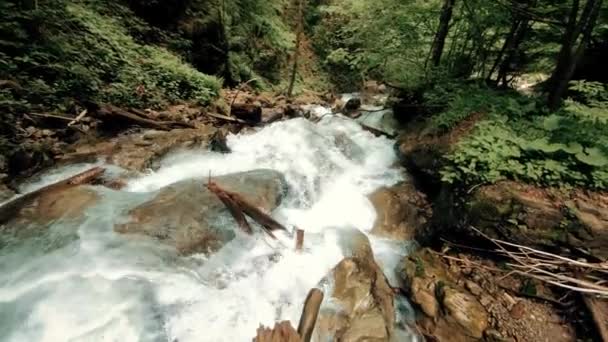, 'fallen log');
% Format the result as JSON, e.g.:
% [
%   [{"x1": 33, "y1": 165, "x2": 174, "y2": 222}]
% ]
[
  {"x1": 206, "y1": 180, "x2": 288, "y2": 239},
  {"x1": 96, "y1": 105, "x2": 195, "y2": 130},
  {"x1": 0, "y1": 166, "x2": 105, "y2": 224},
  {"x1": 208, "y1": 182, "x2": 253, "y2": 235},
  {"x1": 96, "y1": 105, "x2": 172, "y2": 130},
  {"x1": 297, "y1": 288, "x2": 324, "y2": 342},
  {"x1": 231, "y1": 103, "x2": 262, "y2": 124}
]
